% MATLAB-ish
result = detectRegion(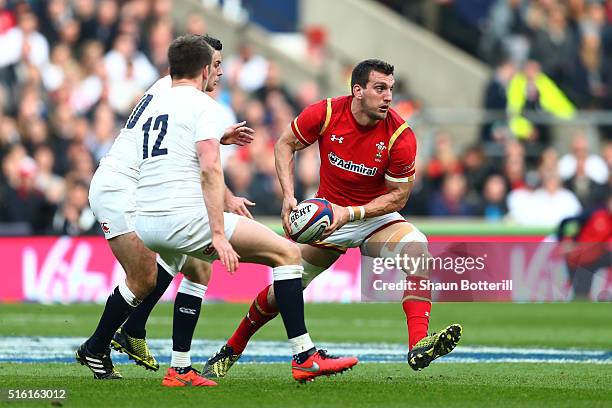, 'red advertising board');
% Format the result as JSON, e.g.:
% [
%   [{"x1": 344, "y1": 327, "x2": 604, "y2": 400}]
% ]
[{"x1": 0, "y1": 236, "x2": 610, "y2": 303}]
